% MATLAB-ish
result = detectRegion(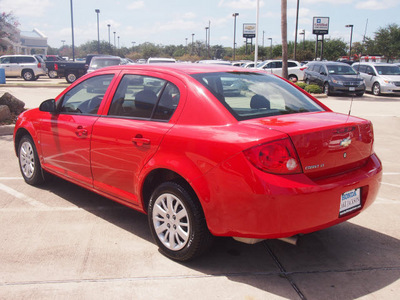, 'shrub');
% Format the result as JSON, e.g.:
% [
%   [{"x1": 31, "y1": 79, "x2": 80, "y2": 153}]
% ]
[
  {"x1": 295, "y1": 82, "x2": 307, "y2": 89},
  {"x1": 305, "y1": 84, "x2": 322, "y2": 94}
]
